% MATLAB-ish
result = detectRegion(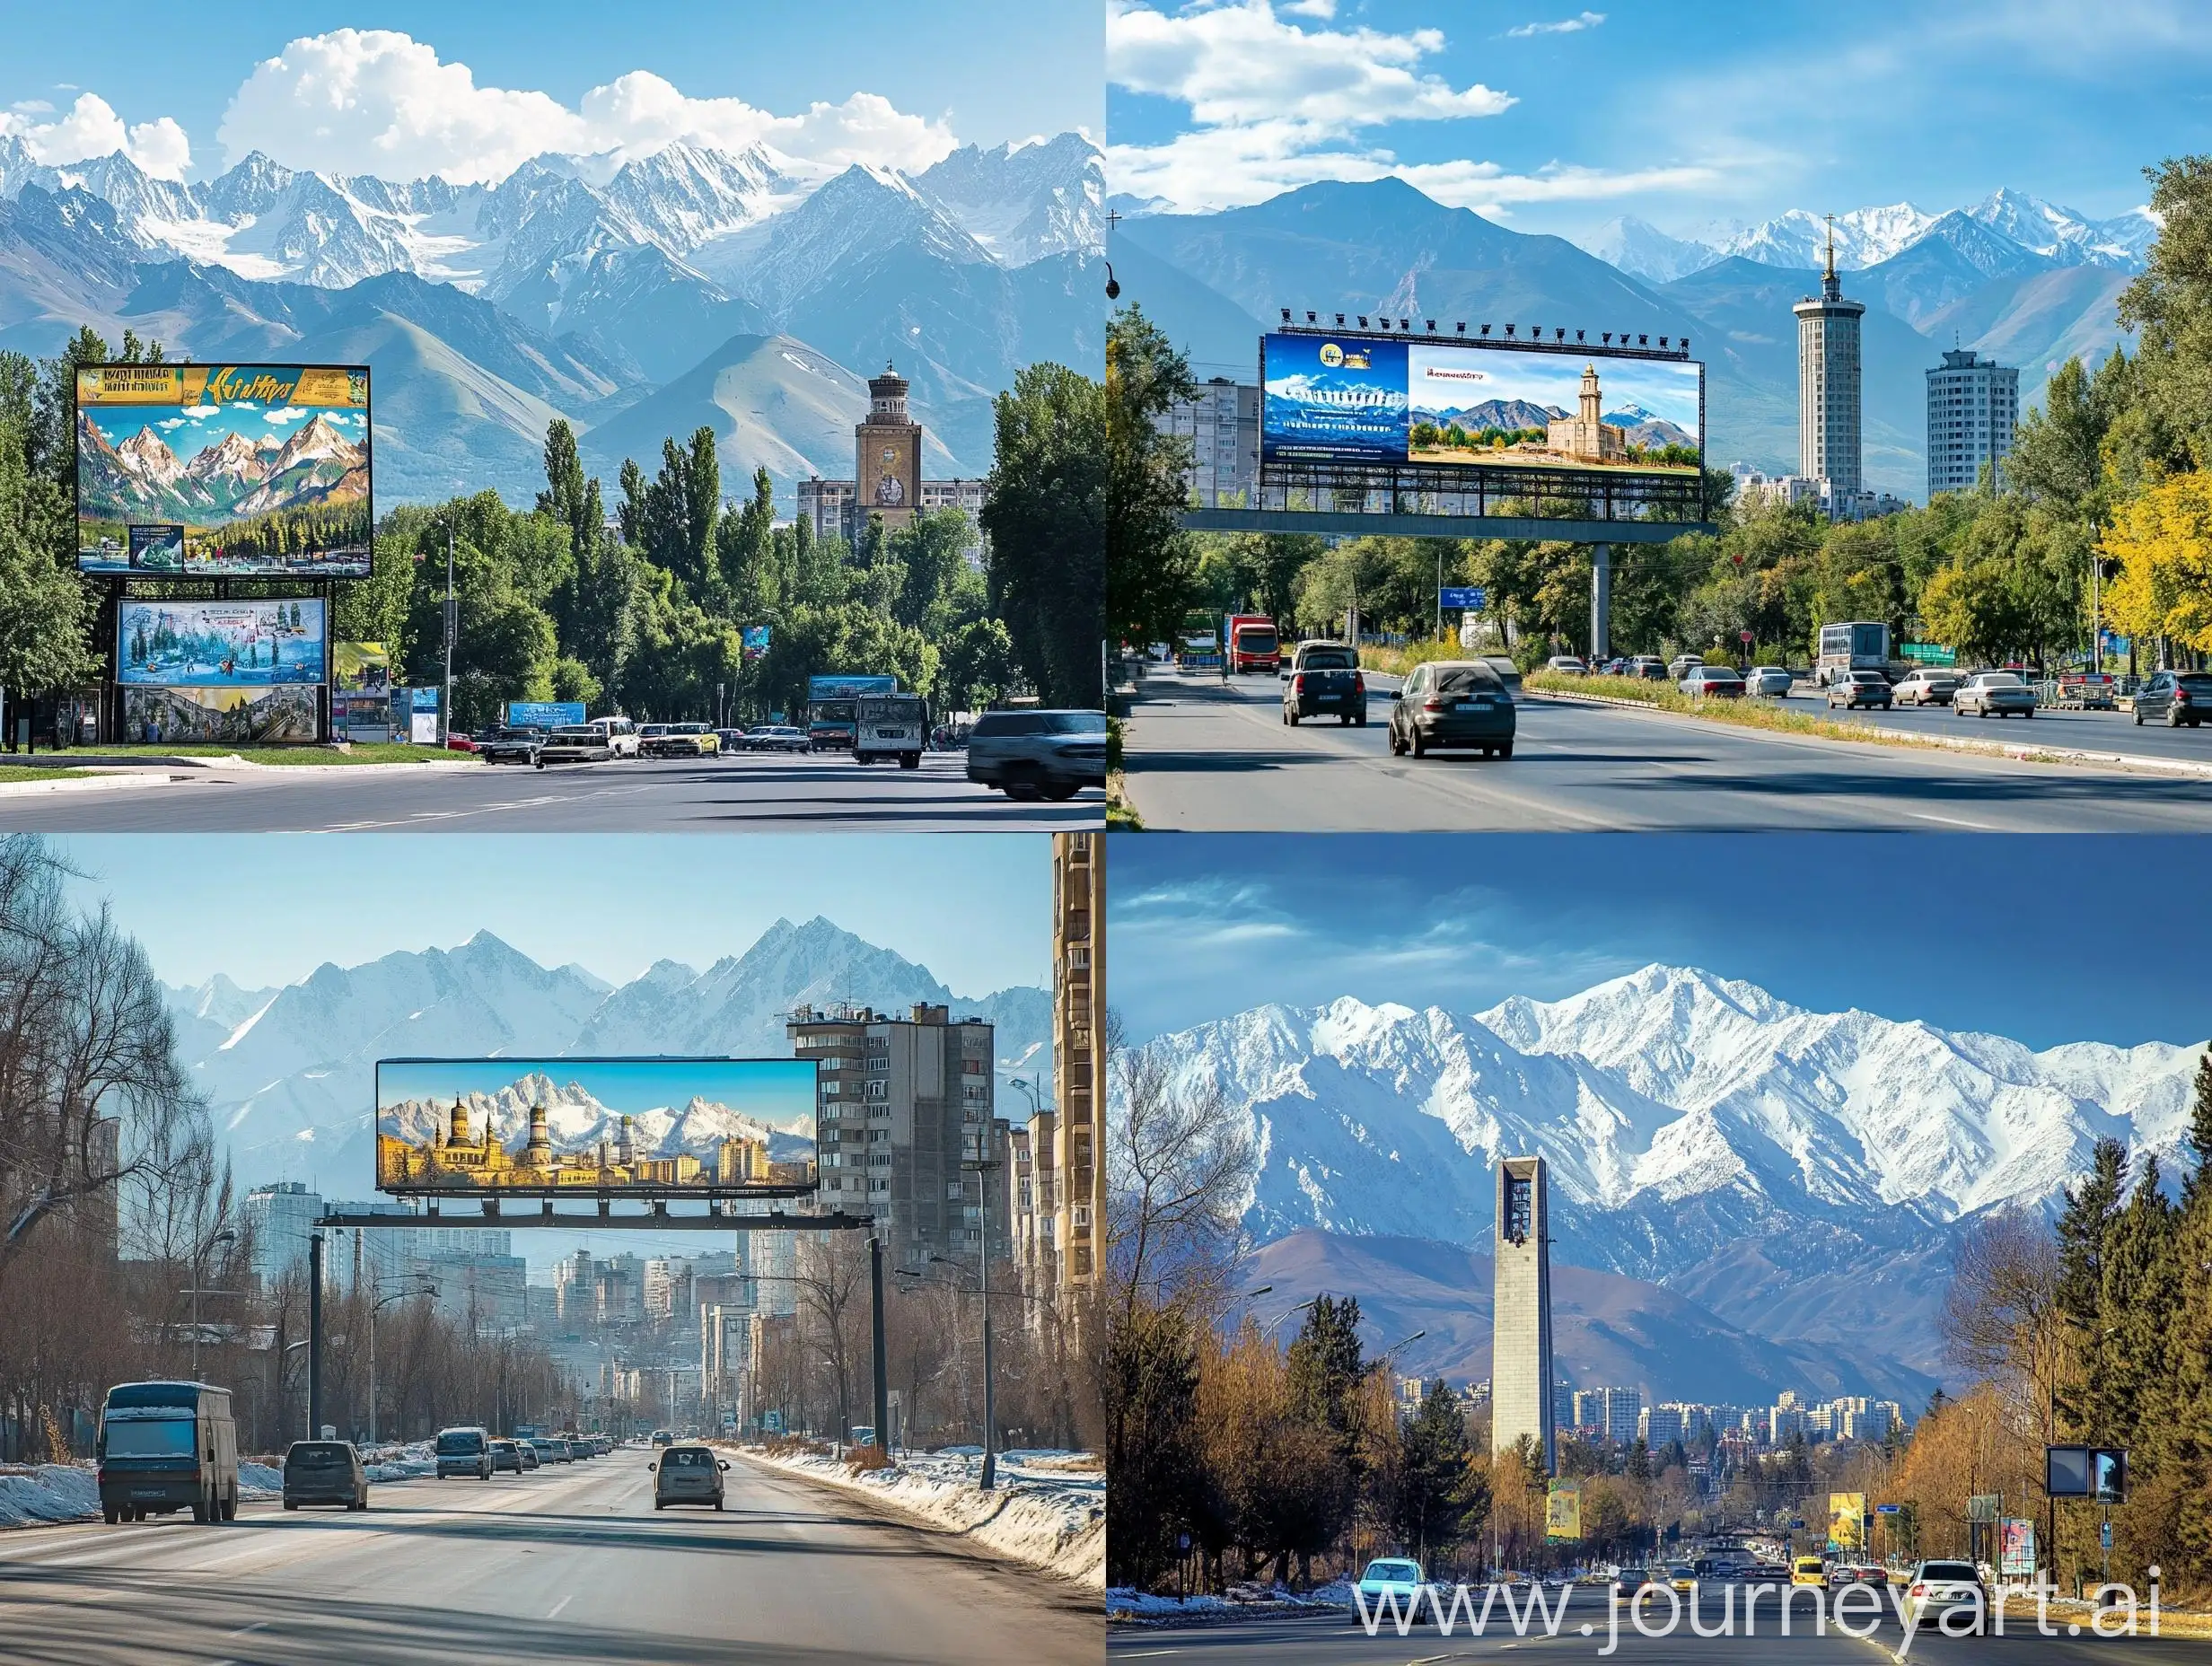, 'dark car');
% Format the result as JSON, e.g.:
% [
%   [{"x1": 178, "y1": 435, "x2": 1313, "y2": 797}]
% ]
[
  {"x1": 1387, "y1": 660, "x2": 1515, "y2": 758},
  {"x1": 537, "y1": 725, "x2": 615, "y2": 766},
  {"x1": 489, "y1": 1438, "x2": 523, "y2": 1474},
  {"x1": 283, "y1": 1439, "x2": 368, "y2": 1511},
  {"x1": 2135, "y1": 670, "x2": 2212, "y2": 728},
  {"x1": 1282, "y1": 642, "x2": 1366, "y2": 726},
  {"x1": 1826, "y1": 670, "x2": 1893, "y2": 709},
  {"x1": 476, "y1": 726, "x2": 547, "y2": 765},
  {"x1": 965, "y1": 709, "x2": 1107, "y2": 800}
]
